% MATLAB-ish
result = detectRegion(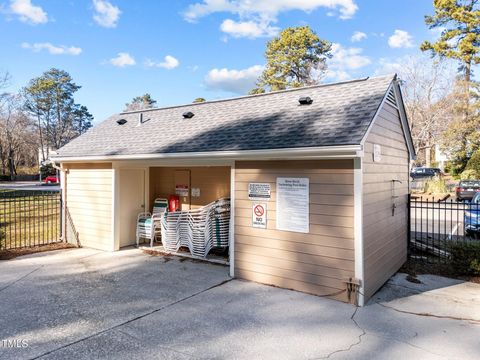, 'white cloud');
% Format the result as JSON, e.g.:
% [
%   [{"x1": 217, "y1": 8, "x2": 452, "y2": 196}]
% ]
[
  {"x1": 220, "y1": 19, "x2": 279, "y2": 39},
  {"x1": 109, "y1": 52, "x2": 135, "y2": 67},
  {"x1": 92, "y1": 0, "x2": 121, "y2": 28},
  {"x1": 388, "y1": 29, "x2": 414, "y2": 48},
  {"x1": 184, "y1": 0, "x2": 358, "y2": 21},
  {"x1": 21, "y1": 42, "x2": 82, "y2": 55},
  {"x1": 9, "y1": 0, "x2": 48, "y2": 24},
  {"x1": 183, "y1": 0, "x2": 358, "y2": 39},
  {"x1": 325, "y1": 43, "x2": 371, "y2": 80},
  {"x1": 374, "y1": 57, "x2": 403, "y2": 76},
  {"x1": 351, "y1": 31, "x2": 367, "y2": 42},
  {"x1": 145, "y1": 55, "x2": 180, "y2": 70},
  {"x1": 204, "y1": 65, "x2": 263, "y2": 94}
]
